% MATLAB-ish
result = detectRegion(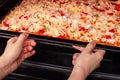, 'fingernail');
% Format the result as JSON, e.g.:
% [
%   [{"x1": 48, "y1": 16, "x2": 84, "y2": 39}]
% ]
[
  {"x1": 90, "y1": 41, "x2": 96, "y2": 45},
  {"x1": 23, "y1": 32, "x2": 29, "y2": 38},
  {"x1": 26, "y1": 33, "x2": 29, "y2": 38}
]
